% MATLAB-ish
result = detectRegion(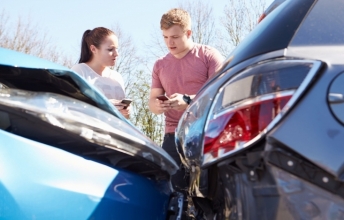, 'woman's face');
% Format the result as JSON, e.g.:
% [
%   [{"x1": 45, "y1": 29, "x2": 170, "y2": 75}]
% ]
[{"x1": 92, "y1": 34, "x2": 119, "y2": 67}]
